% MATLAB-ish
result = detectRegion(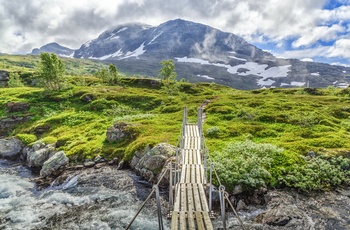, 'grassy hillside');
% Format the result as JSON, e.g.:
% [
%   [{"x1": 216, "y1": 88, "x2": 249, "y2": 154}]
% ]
[
  {"x1": 0, "y1": 54, "x2": 109, "y2": 76},
  {"x1": 0, "y1": 55, "x2": 349, "y2": 192}
]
